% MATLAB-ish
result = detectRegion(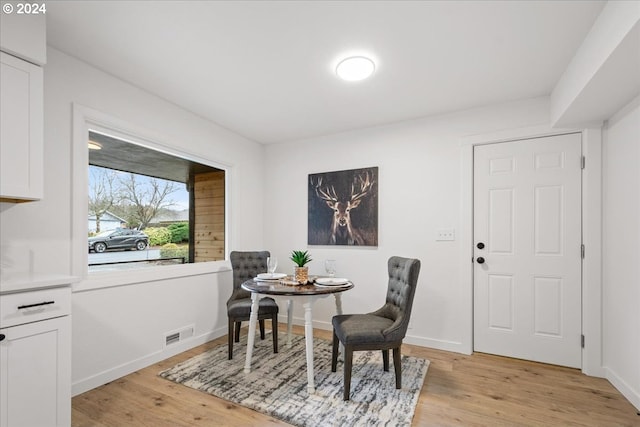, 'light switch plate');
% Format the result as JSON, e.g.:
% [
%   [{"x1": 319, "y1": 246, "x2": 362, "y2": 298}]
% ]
[{"x1": 436, "y1": 228, "x2": 455, "y2": 241}]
